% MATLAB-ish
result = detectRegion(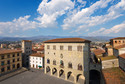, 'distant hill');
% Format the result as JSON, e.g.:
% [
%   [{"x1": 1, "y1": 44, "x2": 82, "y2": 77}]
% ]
[{"x1": 0, "y1": 35, "x2": 115, "y2": 42}]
